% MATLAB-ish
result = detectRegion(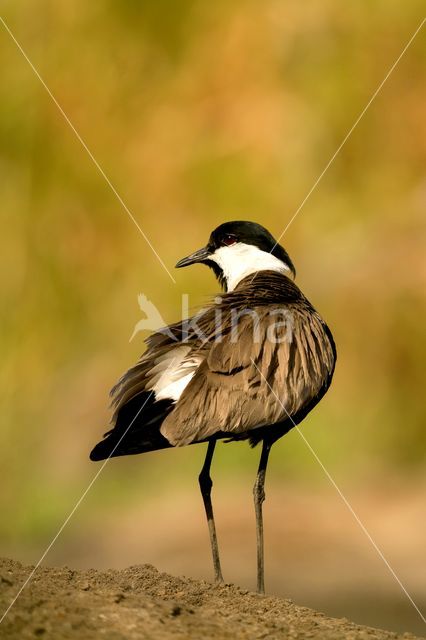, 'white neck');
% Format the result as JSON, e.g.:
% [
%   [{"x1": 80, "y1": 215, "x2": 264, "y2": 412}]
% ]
[{"x1": 210, "y1": 243, "x2": 291, "y2": 291}]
